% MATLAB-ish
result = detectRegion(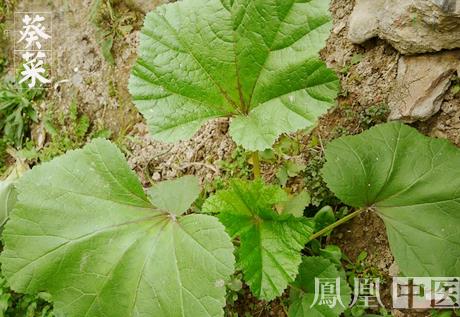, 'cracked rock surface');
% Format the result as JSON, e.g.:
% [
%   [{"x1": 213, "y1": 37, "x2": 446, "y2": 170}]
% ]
[
  {"x1": 389, "y1": 50, "x2": 460, "y2": 122},
  {"x1": 348, "y1": 0, "x2": 460, "y2": 54}
]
